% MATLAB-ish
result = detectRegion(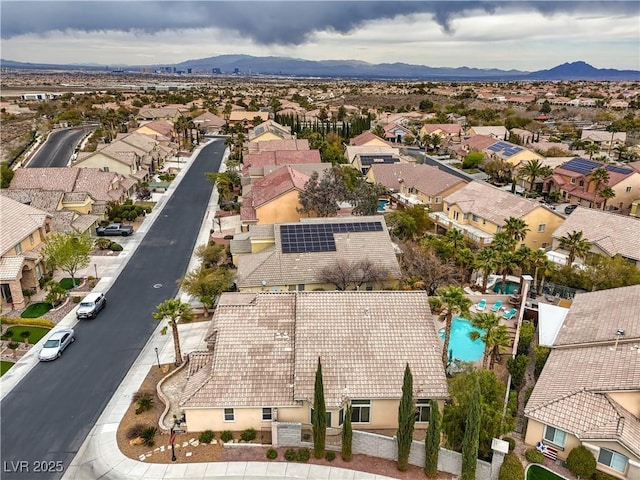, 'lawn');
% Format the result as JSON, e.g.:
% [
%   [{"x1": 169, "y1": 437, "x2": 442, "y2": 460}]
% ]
[
  {"x1": 1, "y1": 325, "x2": 50, "y2": 344},
  {"x1": 527, "y1": 464, "x2": 566, "y2": 480},
  {"x1": 1, "y1": 361, "x2": 14, "y2": 376},
  {"x1": 60, "y1": 277, "x2": 82, "y2": 290},
  {"x1": 20, "y1": 302, "x2": 53, "y2": 318}
]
